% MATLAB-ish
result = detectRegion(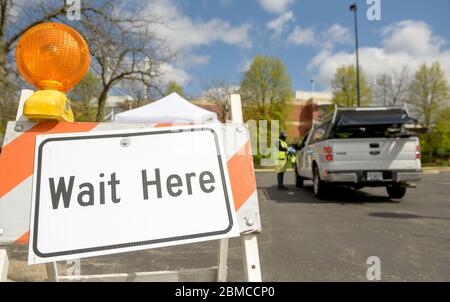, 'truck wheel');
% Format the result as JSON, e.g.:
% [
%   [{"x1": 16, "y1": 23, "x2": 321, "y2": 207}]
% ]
[
  {"x1": 295, "y1": 166, "x2": 304, "y2": 188},
  {"x1": 386, "y1": 185, "x2": 407, "y2": 199},
  {"x1": 313, "y1": 166, "x2": 328, "y2": 199}
]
